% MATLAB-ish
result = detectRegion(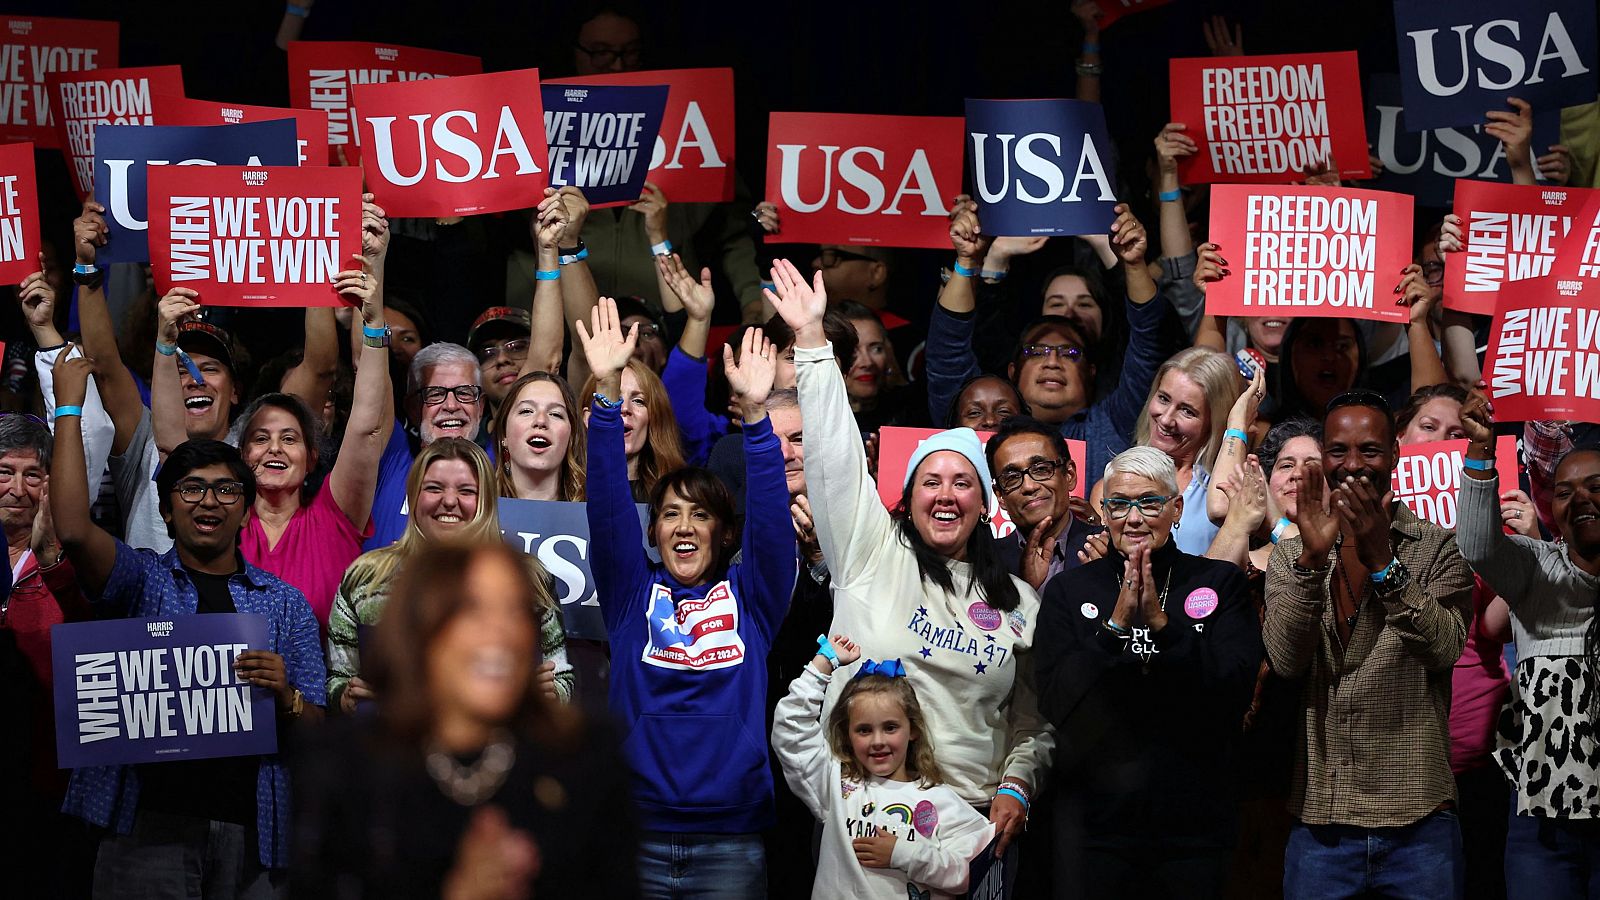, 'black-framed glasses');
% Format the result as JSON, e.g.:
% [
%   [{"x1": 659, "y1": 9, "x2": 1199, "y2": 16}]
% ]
[
  {"x1": 477, "y1": 338, "x2": 530, "y2": 364},
  {"x1": 574, "y1": 42, "x2": 643, "y2": 69},
  {"x1": 1421, "y1": 260, "x2": 1445, "y2": 287},
  {"x1": 173, "y1": 479, "x2": 246, "y2": 505},
  {"x1": 1102, "y1": 495, "x2": 1172, "y2": 519},
  {"x1": 632, "y1": 322, "x2": 664, "y2": 342},
  {"x1": 1021, "y1": 343, "x2": 1085, "y2": 362},
  {"x1": 996, "y1": 458, "x2": 1071, "y2": 494},
  {"x1": 417, "y1": 384, "x2": 483, "y2": 406},
  {"x1": 817, "y1": 248, "x2": 877, "y2": 268}
]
